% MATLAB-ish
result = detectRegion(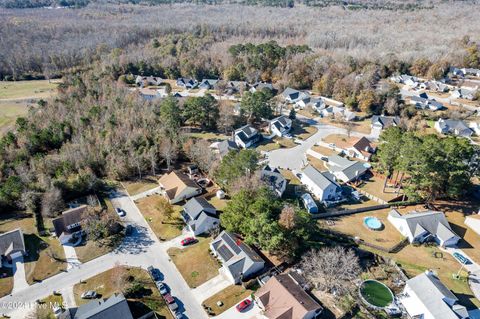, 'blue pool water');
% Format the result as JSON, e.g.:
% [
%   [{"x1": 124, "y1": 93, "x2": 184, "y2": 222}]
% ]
[{"x1": 364, "y1": 216, "x2": 383, "y2": 230}]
